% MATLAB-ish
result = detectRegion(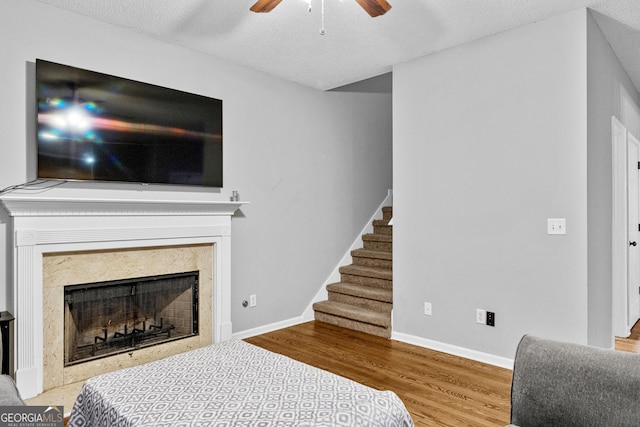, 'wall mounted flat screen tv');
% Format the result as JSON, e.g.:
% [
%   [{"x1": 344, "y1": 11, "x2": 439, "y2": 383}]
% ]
[{"x1": 36, "y1": 59, "x2": 223, "y2": 187}]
